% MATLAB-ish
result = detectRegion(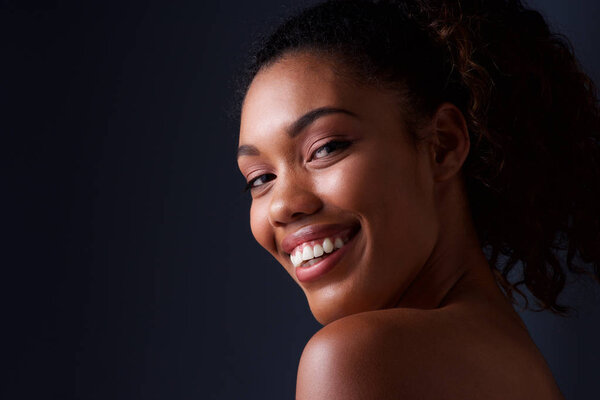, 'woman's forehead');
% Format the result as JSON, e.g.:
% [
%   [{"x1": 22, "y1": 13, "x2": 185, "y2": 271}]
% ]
[
  {"x1": 239, "y1": 53, "x2": 402, "y2": 144},
  {"x1": 243, "y1": 55, "x2": 343, "y2": 114}
]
